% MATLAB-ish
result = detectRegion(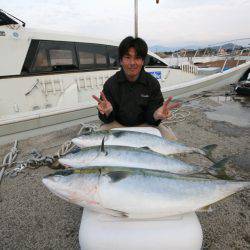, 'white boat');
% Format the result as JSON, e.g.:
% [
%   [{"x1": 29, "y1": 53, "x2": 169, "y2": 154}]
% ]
[{"x1": 0, "y1": 10, "x2": 249, "y2": 144}]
